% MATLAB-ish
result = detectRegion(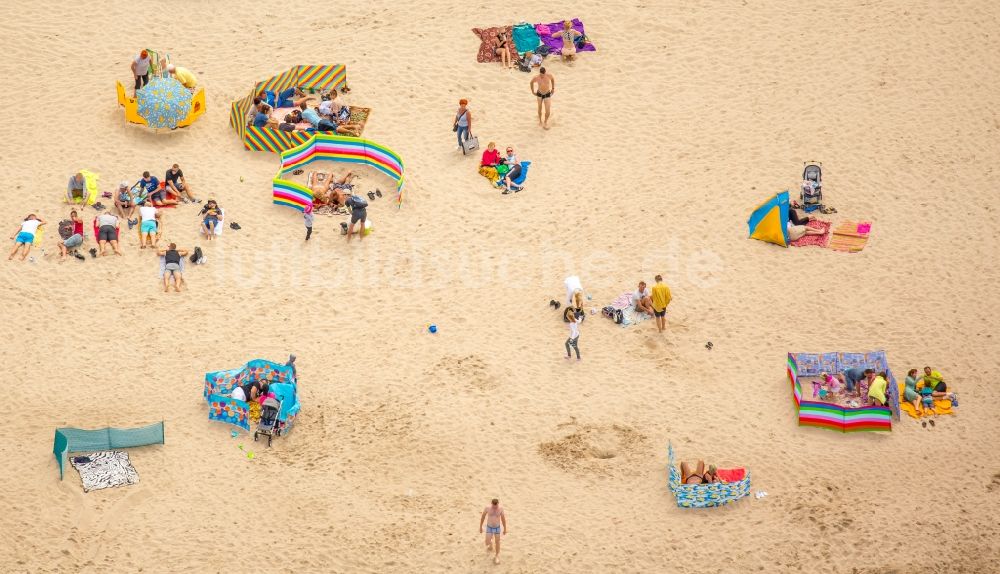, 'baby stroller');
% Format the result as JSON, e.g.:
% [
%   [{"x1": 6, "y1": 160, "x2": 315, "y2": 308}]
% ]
[
  {"x1": 254, "y1": 397, "x2": 281, "y2": 447},
  {"x1": 801, "y1": 162, "x2": 823, "y2": 212}
]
